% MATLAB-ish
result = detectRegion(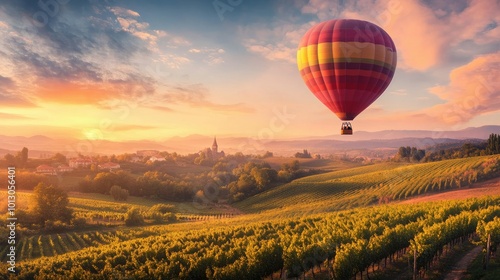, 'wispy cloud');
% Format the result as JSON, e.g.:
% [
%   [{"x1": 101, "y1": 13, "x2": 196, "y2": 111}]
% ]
[
  {"x1": 110, "y1": 124, "x2": 158, "y2": 132},
  {"x1": 159, "y1": 84, "x2": 255, "y2": 113},
  {"x1": 188, "y1": 48, "x2": 226, "y2": 65},
  {"x1": 0, "y1": 75, "x2": 36, "y2": 107},
  {"x1": 390, "y1": 89, "x2": 408, "y2": 96},
  {"x1": 0, "y1": 112, "x2": 33, "y2": 119},
  {"x1": 240, "y1": 22, "x2": 310, "y2": 63}
]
